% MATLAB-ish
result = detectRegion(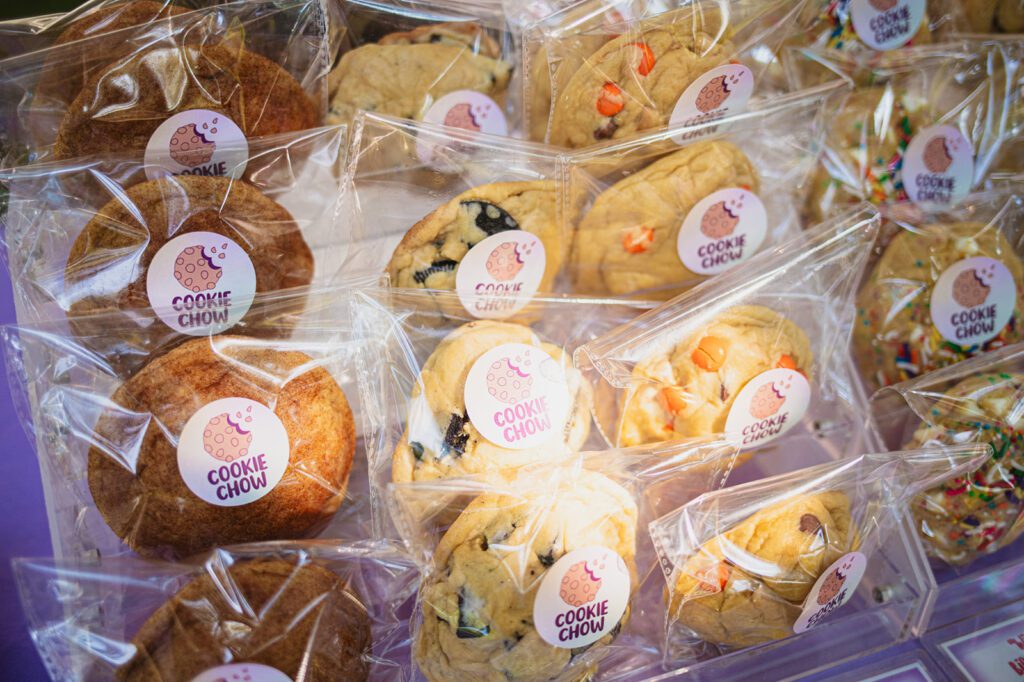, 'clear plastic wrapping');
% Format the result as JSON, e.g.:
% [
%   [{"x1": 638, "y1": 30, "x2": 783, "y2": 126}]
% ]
[{"x1": 13, "y1": 540, "x2": 418, "y2": 681}]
